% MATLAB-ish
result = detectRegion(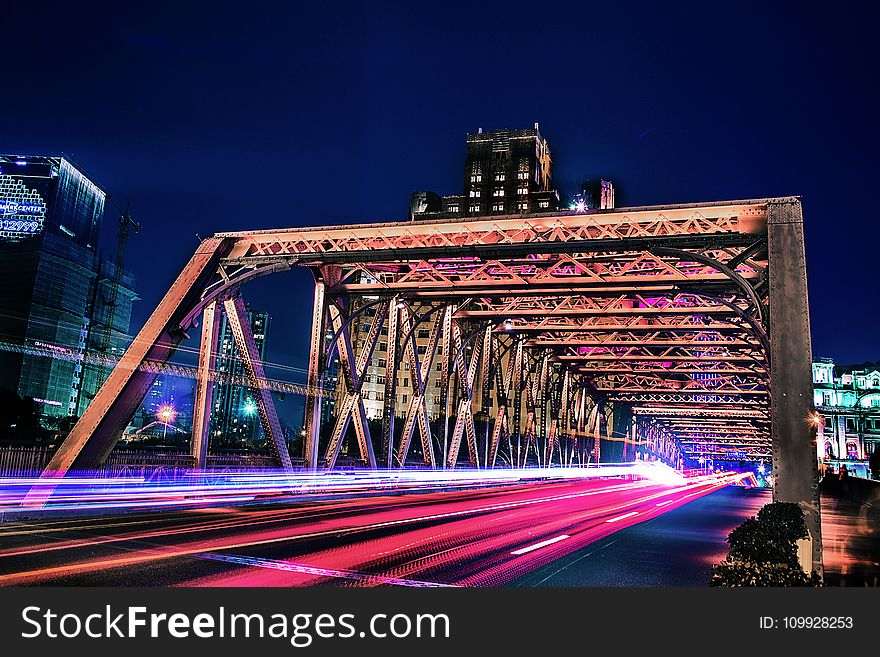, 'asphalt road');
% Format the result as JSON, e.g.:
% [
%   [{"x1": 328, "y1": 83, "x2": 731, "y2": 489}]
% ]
[
  {"x1": 0, "y1": 475, "x2": 759, "y2": 587},
  {"x1": 513, "y1": 486, "x2": 770, "y2": 587}
]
